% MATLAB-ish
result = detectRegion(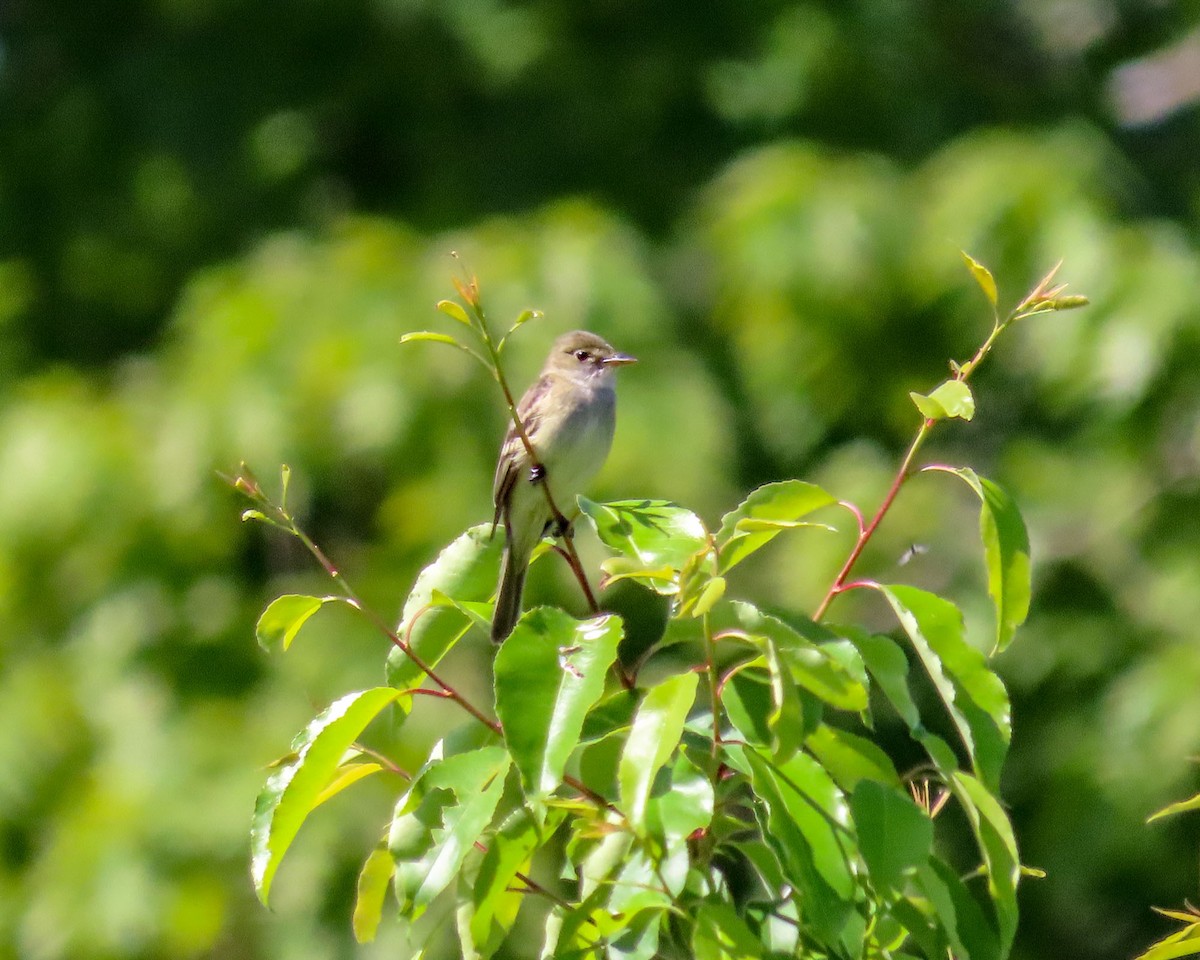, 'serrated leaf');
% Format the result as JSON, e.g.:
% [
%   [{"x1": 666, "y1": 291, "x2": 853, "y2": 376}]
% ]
[
  {"x1": 910, "y1": 380, "x2": 975, "y2": 422},
  {"x1": 716, "y1": 480, "x2": 837, "y2": 572},
  {"x1": 579, "y1": 498, "x2": 708, "y2": 594},
  {"x1": 493, "y1": 609, "x2": 622, "y2": 808},
  {"x1": 877, "y1": 585, "x2": 1010, "y2": 787},
  {"x1": 256, "y1": 594, "x2": 339, "y2": 653},
  {"x1": 251, "y1": 688, "x2": 405, "y2": 904},
  {"x1": 353, "y1": 845, "x2": 394, "y2": 943},
  {"x1": 387, "y1": 524, "x2": 504, "y2": 690},
  {"x1": 927, "y1": 467, "x2": 1031, "y2": 653},
  {"x1": 849, "y1": 780, "x2": 933, "y2": 890},
  {"x1": 961, "y1": 251, "x2": 998, "y2": 306},
  {"x1": 618, "y1": 671, "x2": 698, "y2": 829}
]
